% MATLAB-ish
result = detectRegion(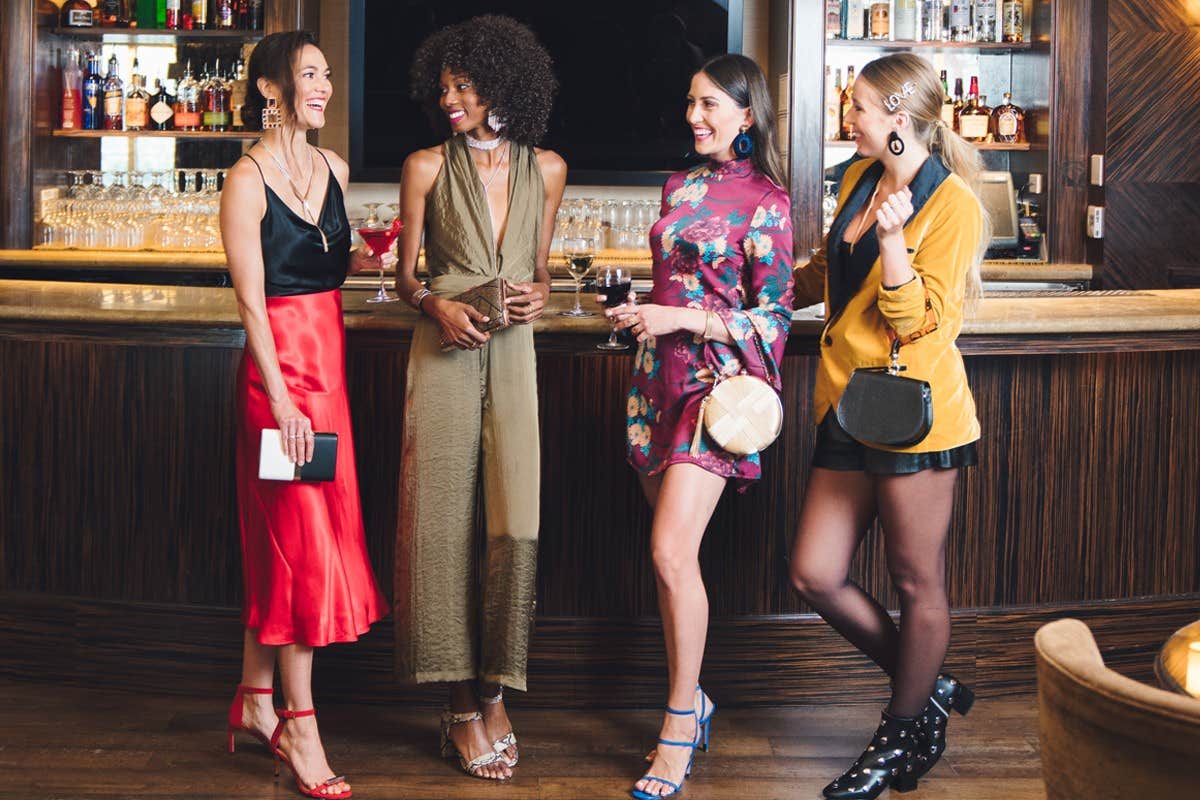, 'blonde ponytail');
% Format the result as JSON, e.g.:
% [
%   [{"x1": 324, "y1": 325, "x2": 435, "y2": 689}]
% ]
[{"x1": 931, "y1": 122, "x2": 990, "y2": 309}]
